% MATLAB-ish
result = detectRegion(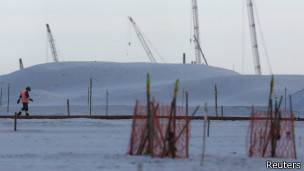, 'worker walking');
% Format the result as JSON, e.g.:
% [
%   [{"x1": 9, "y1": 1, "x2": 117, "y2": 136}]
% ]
[{"x1": 16, "y1": 86, "x2": 33, "y2": 116}]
